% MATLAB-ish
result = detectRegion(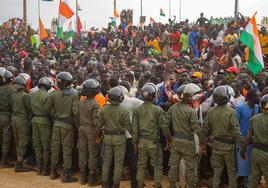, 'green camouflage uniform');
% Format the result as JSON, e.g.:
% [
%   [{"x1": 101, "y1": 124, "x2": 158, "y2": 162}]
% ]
[
  {"x1": 98, "y1": 103, "x2": 131, "y2": 187},
  {"x1": 244, "y1": 113, "x2": 268, "y2": 188},
  {"x1": 167, "y1": 103, "x2": 202, "y2": 188},
  {"x1": 78, "y1": 97, "x2": 100, "y2": 173},
  {"x1": 0, "y1": 85, "x2": 15, "y2": 159},
  {"x1": 132, "y1": 102, "x2": 170, "y2": 188},
  {"x1": 11, "y1": 89, "x2": 31, "y2": 162},
  {"x1": 204, "y1": 104, "x2": 243, "y2": 188},
  {"x1": 44, "y1": 90, "x2": 79, "y2": 169},
  {"x1": 30, "y1": 89, "x2": 51, "y2": 168}
]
